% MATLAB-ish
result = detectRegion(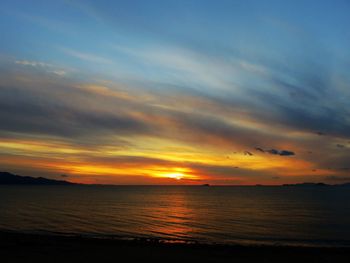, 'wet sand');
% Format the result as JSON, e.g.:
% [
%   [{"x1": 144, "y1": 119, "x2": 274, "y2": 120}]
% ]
[{"x1": 0, "y1": 231, "x2": 349, "y2": 263}]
